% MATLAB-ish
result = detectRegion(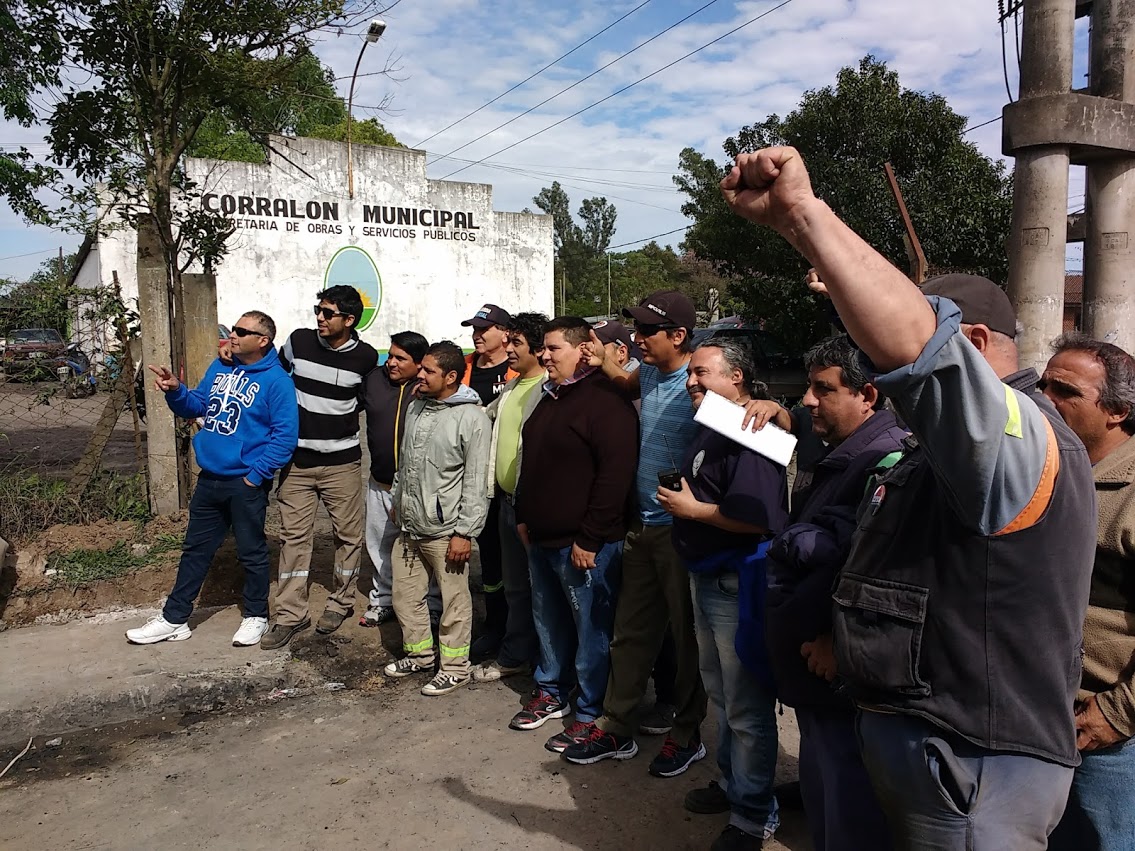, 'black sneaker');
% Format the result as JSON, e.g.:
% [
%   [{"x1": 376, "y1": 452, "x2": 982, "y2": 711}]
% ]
[
  {"x1": 685, "y1": 780, "x2": 730, "y2": 814},
  {"x1": 710, "y1": 825, "x2": 763, "y2": 850},
  {"x1": 544, "y1": 720, "x2": 594, "y2": 754},
  {"x1": 648, "y1": 732, "x2": 707, "y2": 778},
  {"x1": 509, "y1": 690, "x2": 571, "y2": 731},
  {"x1": 561, "y1": 725, "x2": 639, "y2": 764}
]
